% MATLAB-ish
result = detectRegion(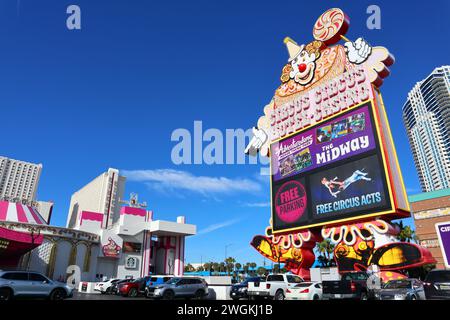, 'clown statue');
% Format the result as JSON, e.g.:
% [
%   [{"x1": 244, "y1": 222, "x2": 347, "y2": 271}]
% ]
[{"x1": 246, "y1": 8, "x2": 436, "y2": 281}]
